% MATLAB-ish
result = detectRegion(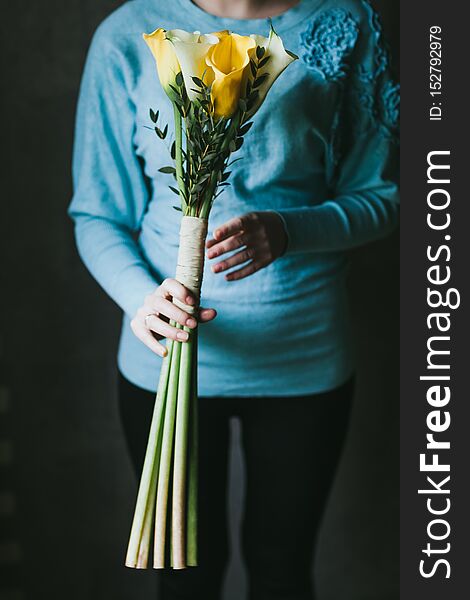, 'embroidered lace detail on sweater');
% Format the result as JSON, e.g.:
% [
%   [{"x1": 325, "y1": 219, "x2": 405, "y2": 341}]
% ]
[
  {"x1": 299, "y1": 8, "x2": 359, "y2": 81},
  {"x1": 348, "y1": 0, "x2": 400, "y2": 139},
  {"x1": 324, "y1": 0, "x2": 400, "y2": 178}
]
